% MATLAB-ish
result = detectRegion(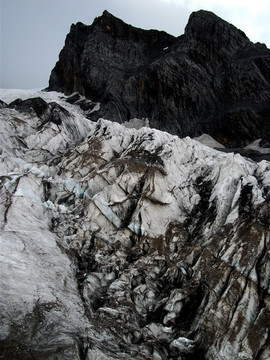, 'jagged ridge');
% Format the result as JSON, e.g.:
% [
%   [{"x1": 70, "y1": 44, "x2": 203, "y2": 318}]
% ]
[{"x1": 48, "y1": 10, "x2": 270, "y2": 147}]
